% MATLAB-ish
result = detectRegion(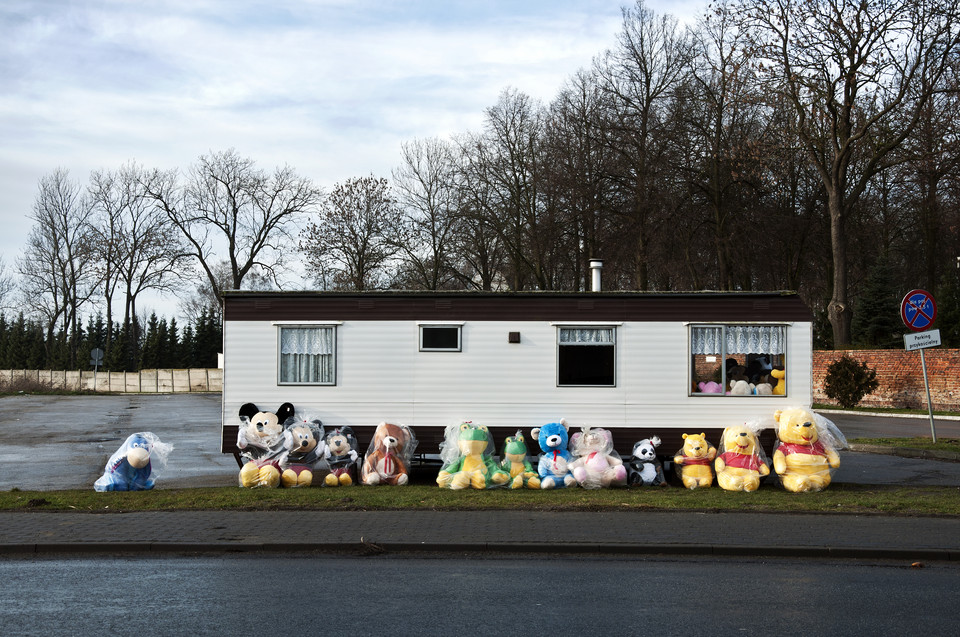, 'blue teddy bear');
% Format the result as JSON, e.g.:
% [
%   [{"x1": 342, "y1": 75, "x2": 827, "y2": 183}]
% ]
[
  {"x1": 530, "y1": 420, "x2": 577, "y2": 489},
  {"x1": 94, "y1": 432, "x2": 171, "y2": 492}
]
